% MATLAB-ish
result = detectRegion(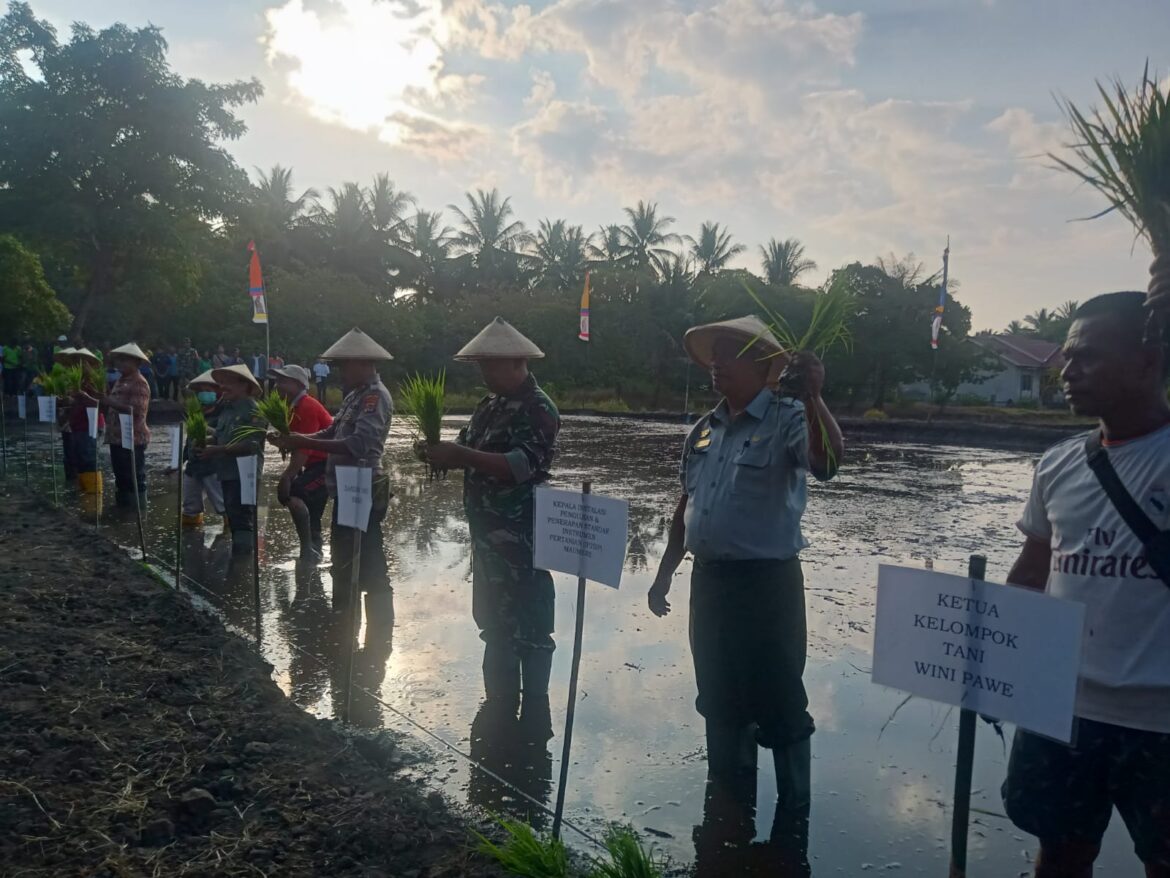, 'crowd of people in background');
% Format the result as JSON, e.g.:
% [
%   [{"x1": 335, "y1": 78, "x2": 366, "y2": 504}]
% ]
[{"x1": 1, "y1": 336, "x2": 332, "y2": 403}]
